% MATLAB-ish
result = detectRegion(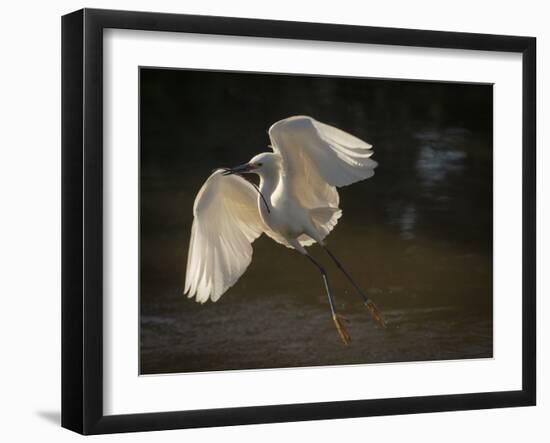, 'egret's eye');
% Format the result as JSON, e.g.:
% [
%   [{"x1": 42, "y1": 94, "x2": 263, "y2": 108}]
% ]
[{"x1": 257, "y1": 162, "x2": 263, "y2": 167}]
